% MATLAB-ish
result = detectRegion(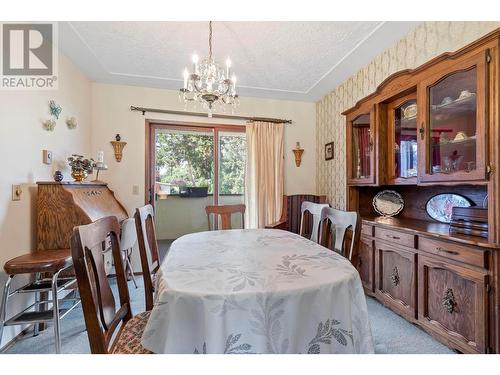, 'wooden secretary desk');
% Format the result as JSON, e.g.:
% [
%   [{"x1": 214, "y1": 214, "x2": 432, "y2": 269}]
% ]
[
  {"x1": 37, "y1": 181, "x2": 128, "y2": 252},
  {"x1": 343, "y1": 29, "x2": 500, "y2": 353}
]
